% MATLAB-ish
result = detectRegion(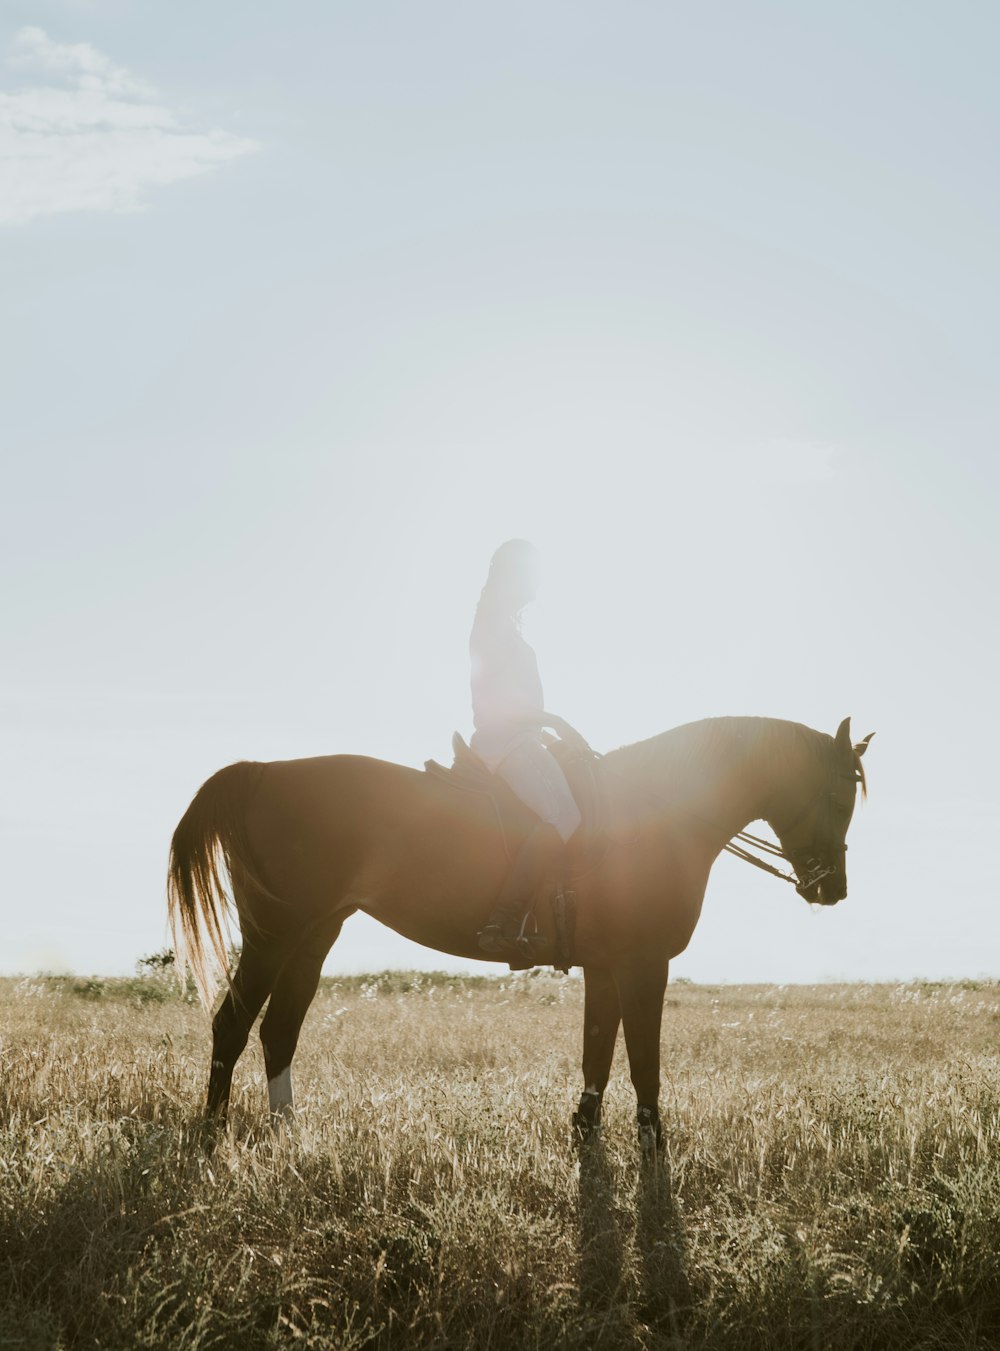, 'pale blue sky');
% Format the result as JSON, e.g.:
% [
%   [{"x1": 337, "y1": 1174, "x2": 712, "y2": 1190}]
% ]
[{"x1": 3, "y1": 1, "x2": 997, "y2": 980}]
